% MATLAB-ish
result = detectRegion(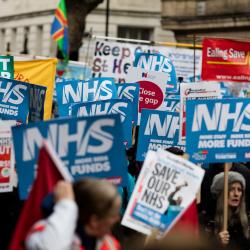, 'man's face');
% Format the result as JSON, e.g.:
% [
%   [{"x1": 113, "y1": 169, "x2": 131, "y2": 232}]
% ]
[{"x1": 228, "y1": 182, "x2": 243, "y2": 208}]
